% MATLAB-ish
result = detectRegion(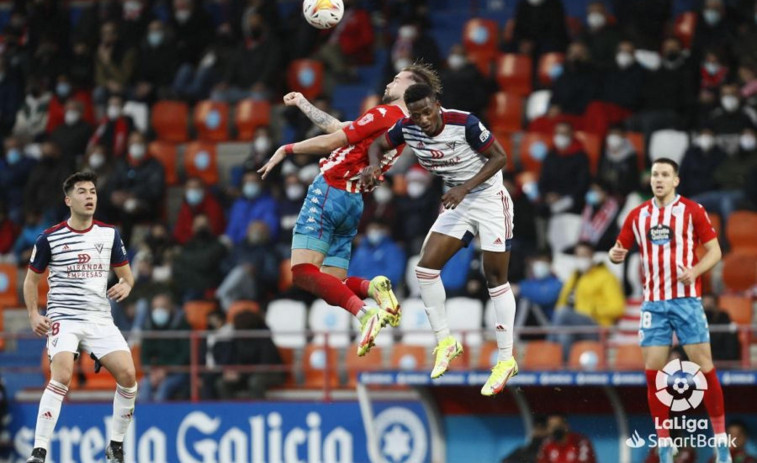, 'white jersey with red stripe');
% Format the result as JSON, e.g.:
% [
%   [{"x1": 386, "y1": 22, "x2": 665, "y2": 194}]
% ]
[
  {"x1": 319, "y1": 104, "x2": 406, "y2": 193},
  {"x1": 616, "y1": 195, "x2": 718, "y2": 301}
]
